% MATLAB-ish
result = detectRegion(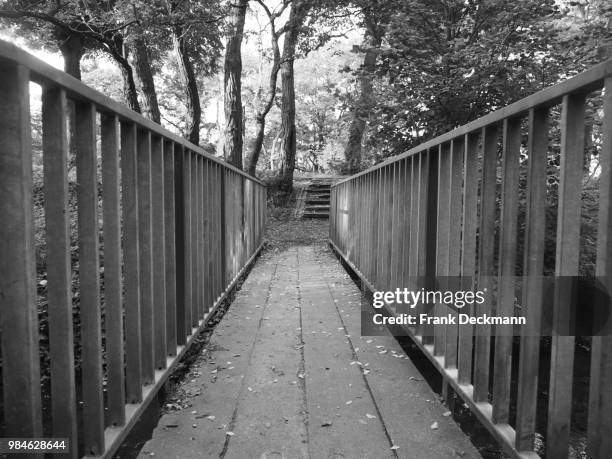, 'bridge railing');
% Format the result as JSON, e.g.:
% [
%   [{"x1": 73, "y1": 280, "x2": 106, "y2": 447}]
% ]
[
  {"x1": 0, "y1": 41, "x2": 266, "y2": 458},
  {"x1": 330, "y1": 60, "x2": 612, "y2": 458}
]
